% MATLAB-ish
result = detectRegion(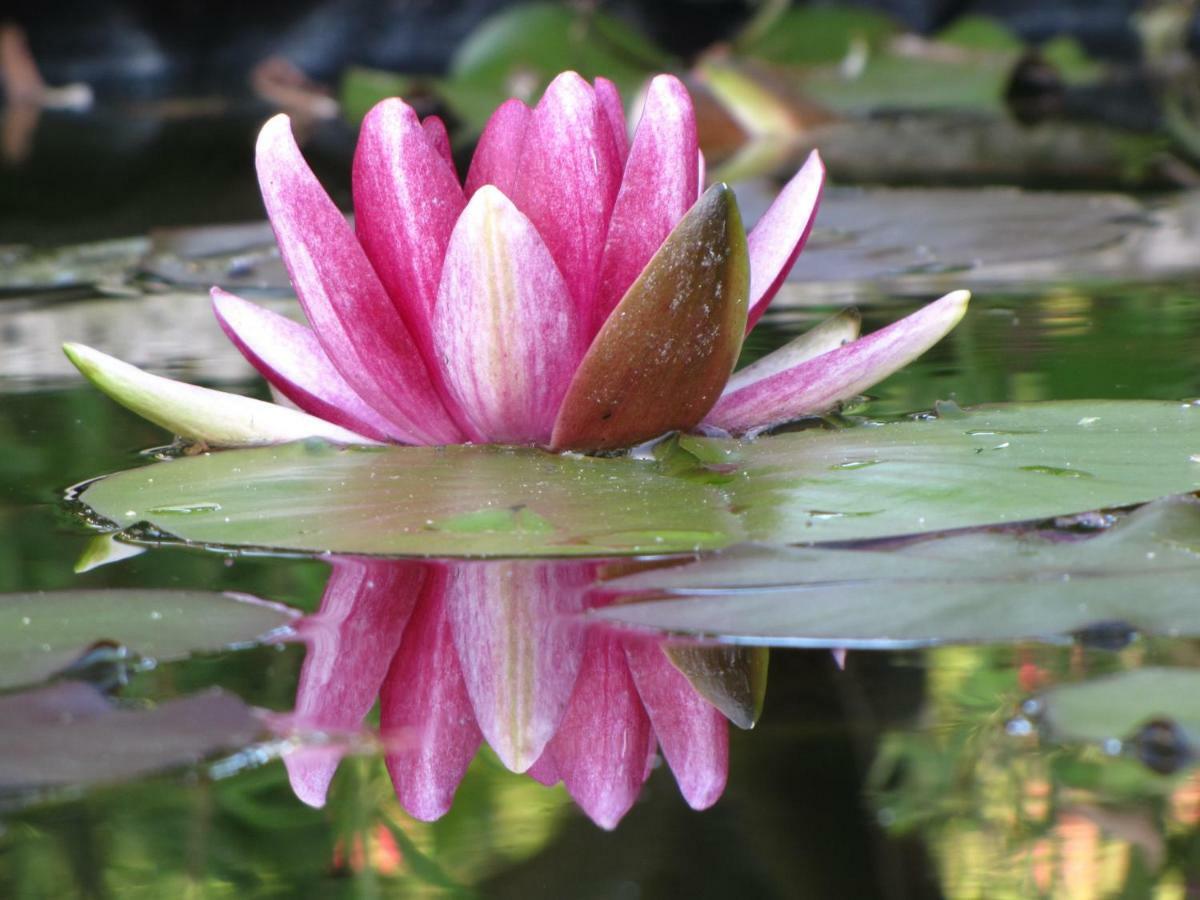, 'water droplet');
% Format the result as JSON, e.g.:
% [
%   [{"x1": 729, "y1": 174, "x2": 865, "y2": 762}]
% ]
[{"x1": 1006, "y1": 716, "x2": 1034, "y2": 737}]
